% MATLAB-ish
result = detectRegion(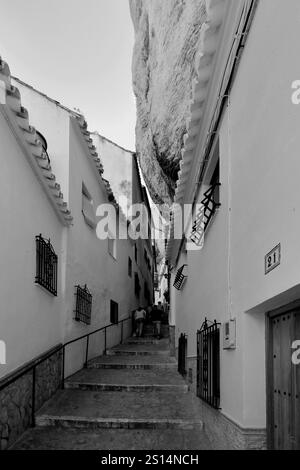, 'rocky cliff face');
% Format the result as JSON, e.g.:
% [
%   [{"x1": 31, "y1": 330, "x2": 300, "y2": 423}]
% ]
[{"x1": 130, "y1": 0, "x2": 206, "y2": 205}]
